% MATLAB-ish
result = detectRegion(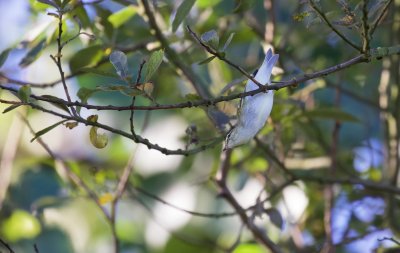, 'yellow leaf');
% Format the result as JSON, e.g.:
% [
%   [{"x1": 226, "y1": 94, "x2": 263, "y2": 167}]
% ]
[{"x1": 99, "y1": 193, "x2": 114, "y2": 205}]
